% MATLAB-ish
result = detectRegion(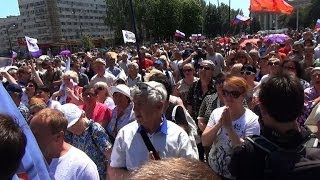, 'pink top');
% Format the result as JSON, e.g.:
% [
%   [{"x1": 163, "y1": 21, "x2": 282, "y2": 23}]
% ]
[{"x1": 79, "y1": 102, "x2": 112, "y2": 124}]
